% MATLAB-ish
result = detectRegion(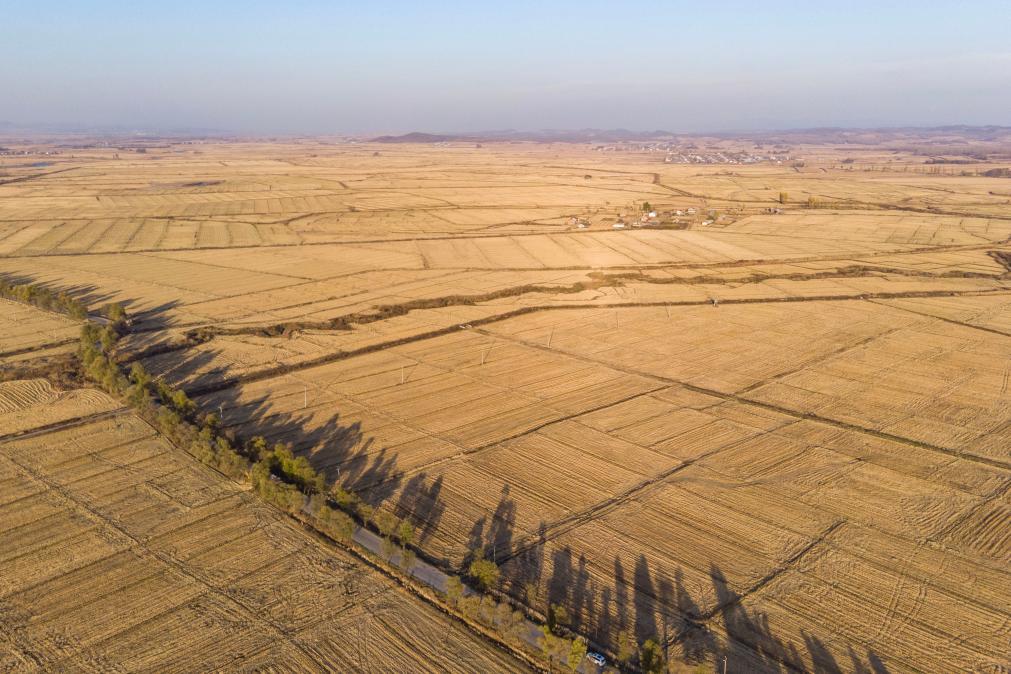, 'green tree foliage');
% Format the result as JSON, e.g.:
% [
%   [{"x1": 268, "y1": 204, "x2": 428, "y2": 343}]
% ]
[
  {"x1": 261, "y1": 444, "x2": 325, "y2": 493},
  {"x1": 373, "y1": 509, "x2": 400, "y2": 538},
  {"x1": 396, "y1": 520, "x2": 415, "y2": 547},
  {"x1": 468, "y1": 557, "x2": 500, "y2": 591},
  {"x1": 380, "y1": 536, "x2": 397, "y2": 561},
  {"x1": 641, "y1": 201, "x2": 652, "y2": 212},
  {"x1": 568, "y1": 637, "x2": 588, "y2": 672},
  {"x1": 0, "y1": 278, "x2": 89, "y2": 319},
  {"x1": 640, "y1": 639, "x2": 665, "y2": 674},
  {"x1": 400, "y1": 547, "x2": 417, "y2": 572},
  {"x1": 540, "y1": 625, "x2": 566, "y2": 668},
  {"x1": 548, "y1": 603, "x2": 569, "y2": 633},
  {"x1": 250, "y1": 459, "x2": 306, "y2": 513},
  {"x1": 444, "y1": 575, "x2": 464, "y2": 607},
  {"x1": 102, "y1": 302, "x2": 126, "y2": 324},
  {"x1": 617, "y1": 629, "x2": 636, "y2": 665}
]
